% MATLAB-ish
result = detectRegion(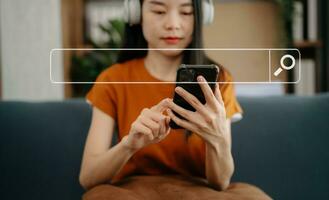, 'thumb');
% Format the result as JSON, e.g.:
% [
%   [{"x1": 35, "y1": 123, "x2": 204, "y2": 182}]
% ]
[
  {"x1": 160, "y1": 117, "x2": 171, "y2": 136},
  {"x1": 164, "y1": 116, "x2": 171, "y2": 132},
  {"x1": 165, "y1": 116, "x2": 170, "y2": 125},
  {"x1": 151, "y1": 98, "x2": 169, "y2": 113}
]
